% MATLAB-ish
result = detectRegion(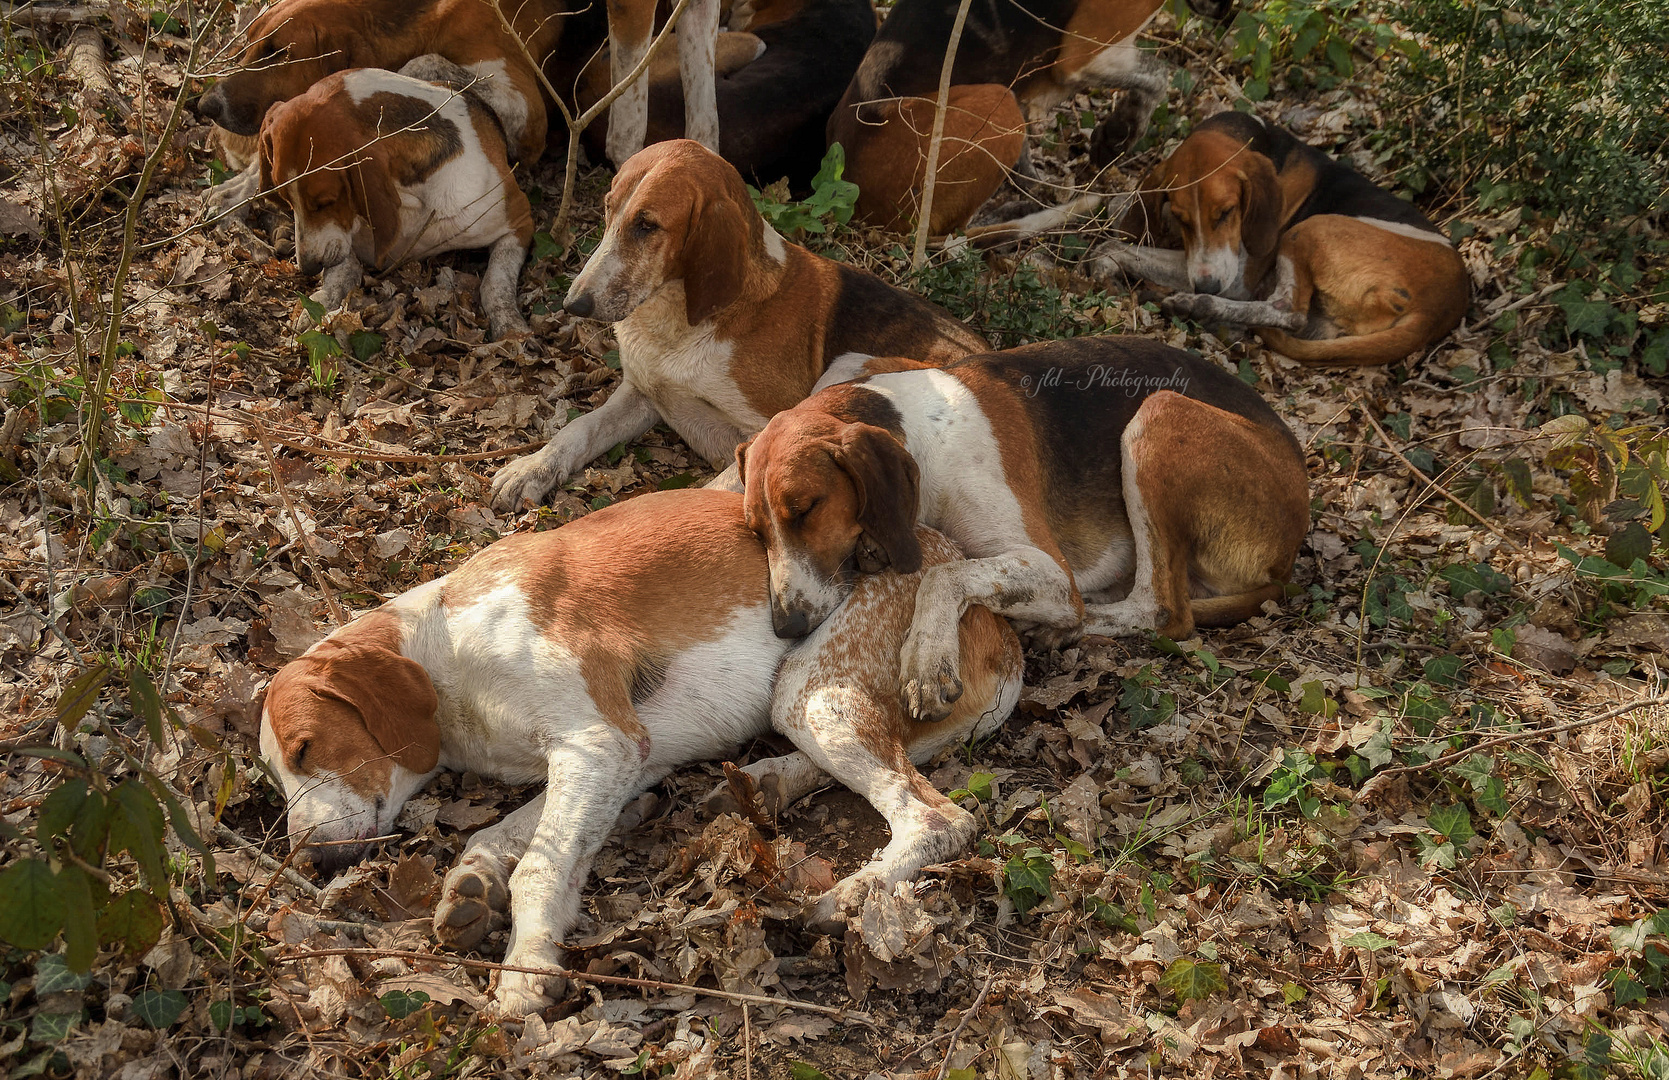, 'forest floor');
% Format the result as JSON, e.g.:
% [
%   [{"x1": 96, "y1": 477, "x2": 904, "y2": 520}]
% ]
[{"x1": 1, "y1": 4, "x2": 1668, "y2": 1079}]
